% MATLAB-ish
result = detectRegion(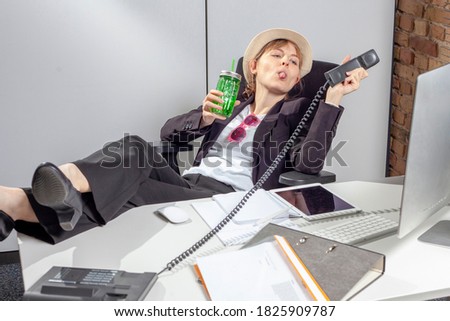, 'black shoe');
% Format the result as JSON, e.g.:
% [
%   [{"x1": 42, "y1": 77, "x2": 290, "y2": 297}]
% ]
[
  {"x1": 31, "y1": 162, "x2": 83, "y2": 231},
  {"x1": 0, "y1": 210, "x2": 15, "y2": 242}
]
